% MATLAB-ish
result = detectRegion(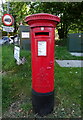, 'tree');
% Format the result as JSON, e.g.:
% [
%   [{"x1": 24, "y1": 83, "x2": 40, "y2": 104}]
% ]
[
  {"x1": 2, "y1": 2, "x2": 29, "y2": 33},
  {"x1": 9, "y1": 2, "x2": 29, "y2": 33},
  {"x1": 28, "y1": 2, "x2": 83, "y2": 39},
  {"x1": 1, "y1": 2, "x2": 83, "y2": 36}
]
